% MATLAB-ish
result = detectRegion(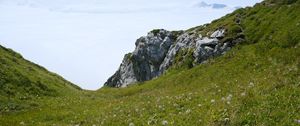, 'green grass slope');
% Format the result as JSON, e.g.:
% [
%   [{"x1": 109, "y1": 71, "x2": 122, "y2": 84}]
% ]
[
  {"x1": 0, "y1": 0, "x2": 300, "y2": 125},
  {"x1": 0, "y1": 45, "x2": 81, "y2": 113}
]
